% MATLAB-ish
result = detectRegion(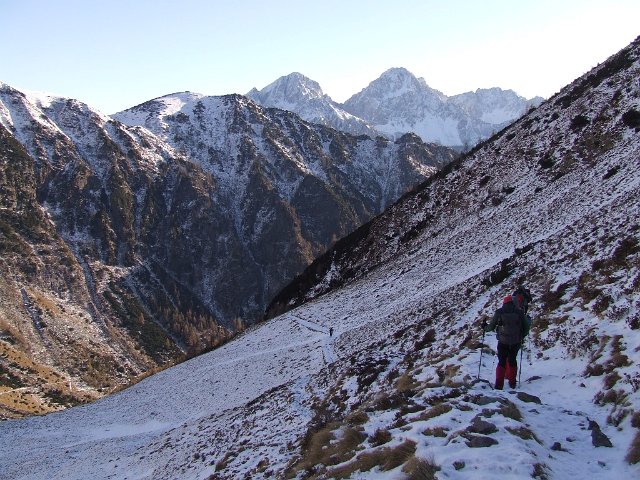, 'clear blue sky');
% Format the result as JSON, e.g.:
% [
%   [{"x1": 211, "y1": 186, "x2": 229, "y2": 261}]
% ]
[{"x1": 2, "y1": 0, "x2": 638, "y2": 114}]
